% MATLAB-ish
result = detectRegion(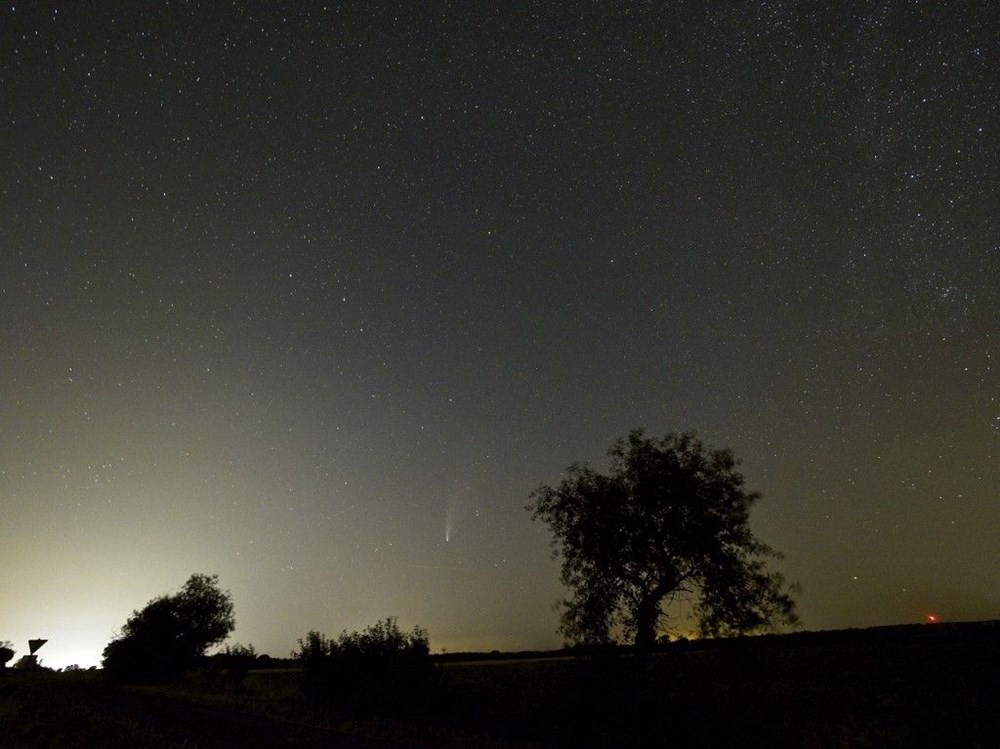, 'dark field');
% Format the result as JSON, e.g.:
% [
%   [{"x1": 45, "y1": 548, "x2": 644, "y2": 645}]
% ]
[{"x1": 2, "y1": 623, "x2": 998, "y2": 748}]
